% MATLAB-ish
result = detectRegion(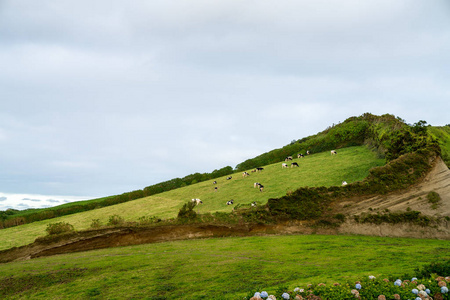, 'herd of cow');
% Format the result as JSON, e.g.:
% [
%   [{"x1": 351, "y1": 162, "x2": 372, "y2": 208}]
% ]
[{"x1": 191, "y1": 149, "x2": 341, "y2": 207}]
